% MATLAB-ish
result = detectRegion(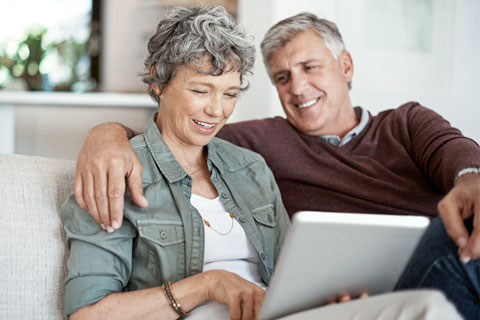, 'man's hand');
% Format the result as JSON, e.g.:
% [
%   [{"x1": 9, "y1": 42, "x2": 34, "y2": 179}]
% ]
[
  {"x1": 74, "y1": 123, "x2": 148, "y2": 232},
  {"x1": 438, "y1": 173, "x2": 480, "y2": 263},
  {"x1": 328, "y1": 292, "x2": 369, "y2": 305}
]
